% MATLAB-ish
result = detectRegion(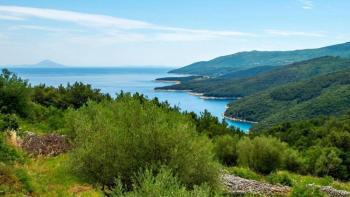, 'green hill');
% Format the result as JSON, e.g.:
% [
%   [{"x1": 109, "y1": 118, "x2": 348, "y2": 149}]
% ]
[
  {"x1": 157, "y1": 56, "x2": 350, "y2": 97},
  {"x1": 170, "y1": 42, "x2": 350, "y2": 76},
  {"x1": 225, "y1": 69, "x2": 350, "y2": 129}
]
